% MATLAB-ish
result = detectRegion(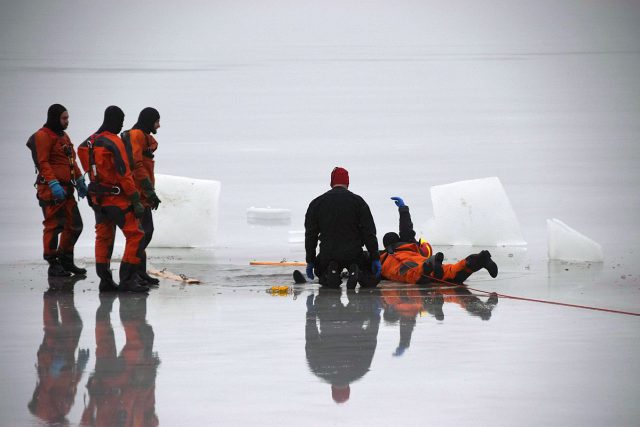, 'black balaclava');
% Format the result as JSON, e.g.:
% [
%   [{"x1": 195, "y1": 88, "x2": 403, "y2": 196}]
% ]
[
  {"x1": 97, "y1": 106, "x2": 125, "y2": 134},
  {"x1": 44, "y1": 104, "x2": 67, "y2": 136},
  {"x1": 133, "y1": 107, "x2": 160, "y2": 134},
  {"x1": 383, "y1": 232, "x2": 400, "y2": 248}
]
